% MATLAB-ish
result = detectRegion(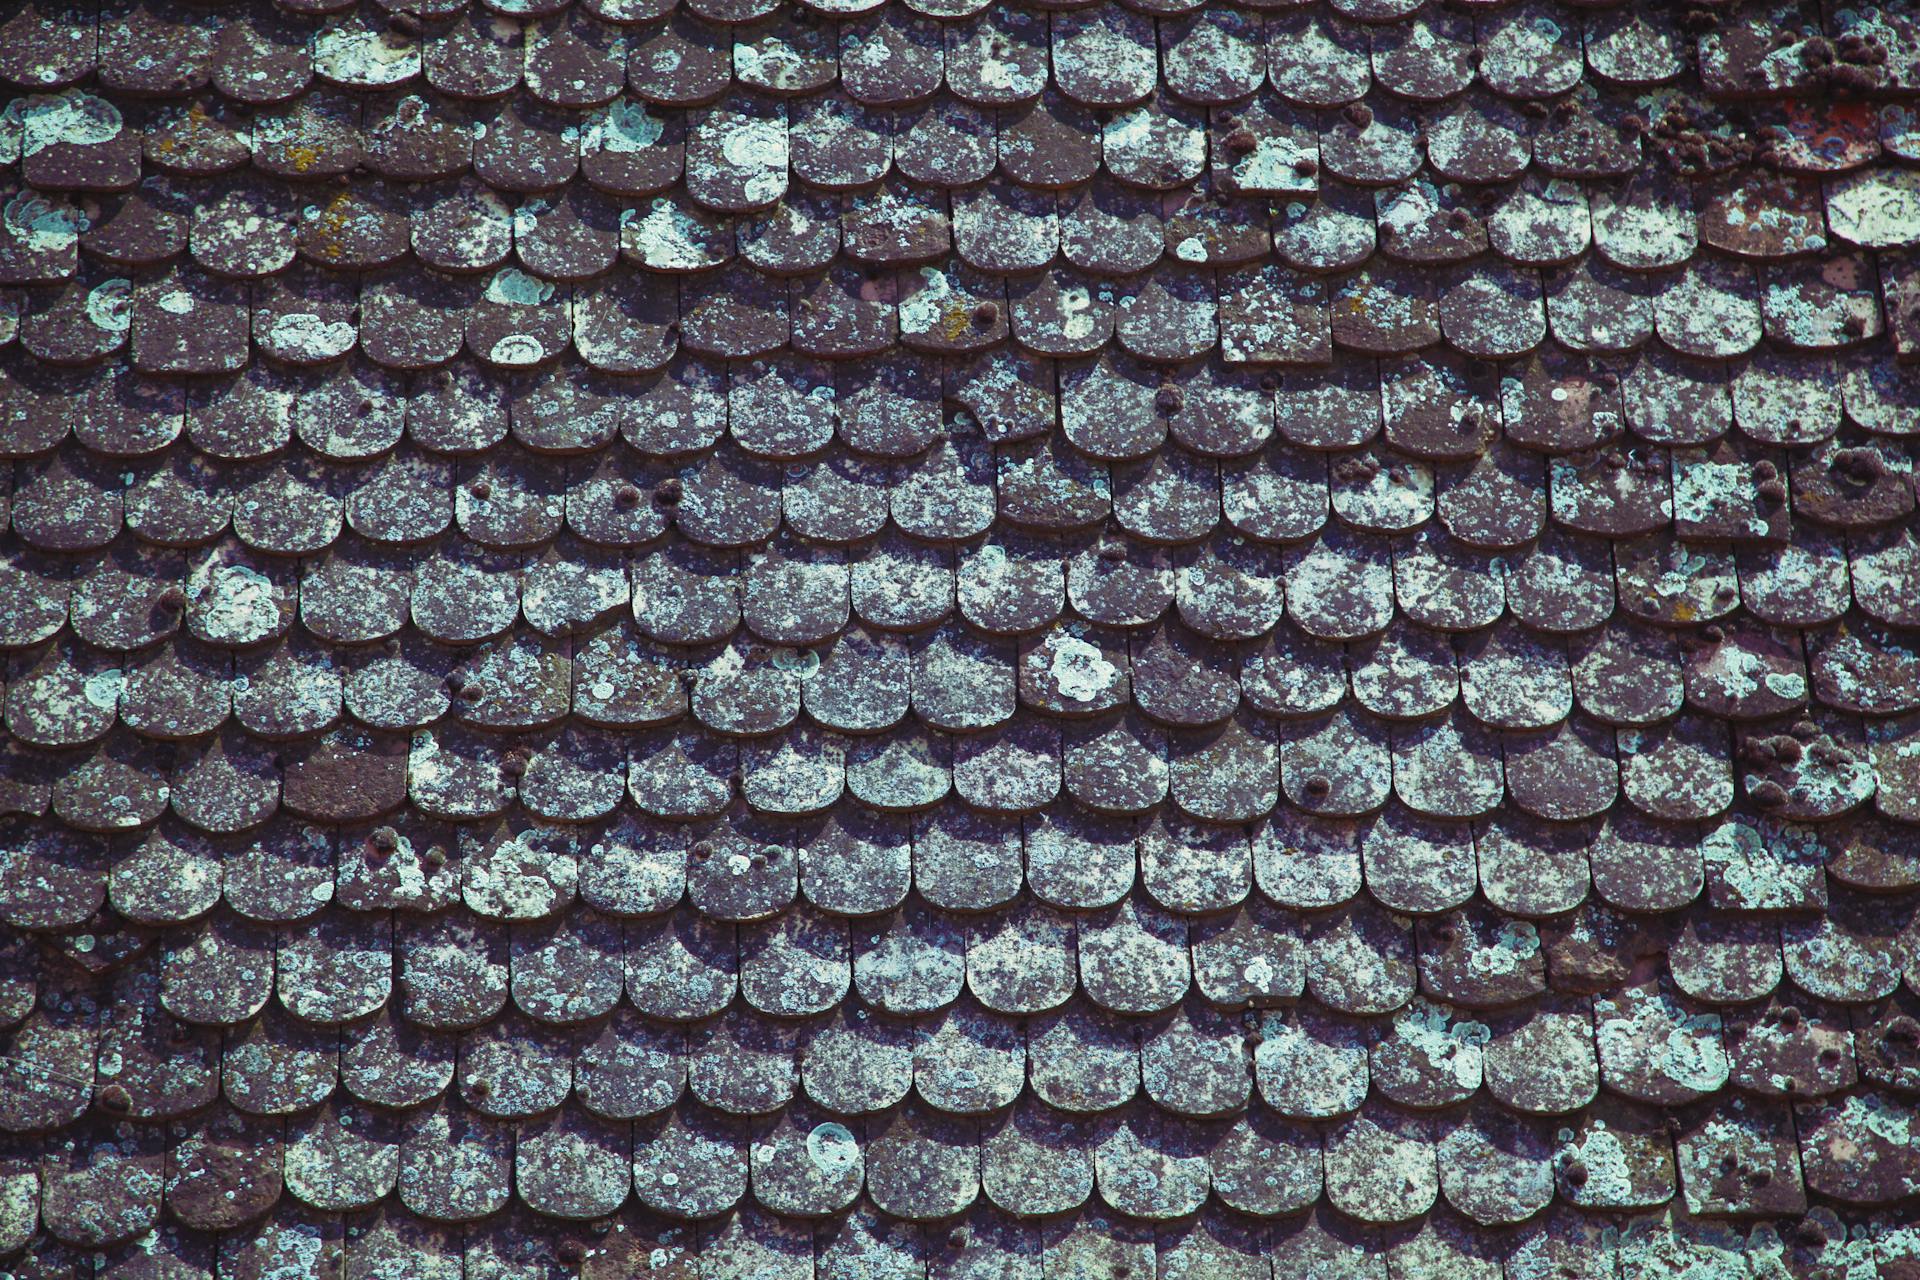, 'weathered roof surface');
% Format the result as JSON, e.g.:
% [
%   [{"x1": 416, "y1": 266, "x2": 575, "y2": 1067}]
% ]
[{"x1": 3, "y1": 0, "x2": 1920, "y2": 1272}]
